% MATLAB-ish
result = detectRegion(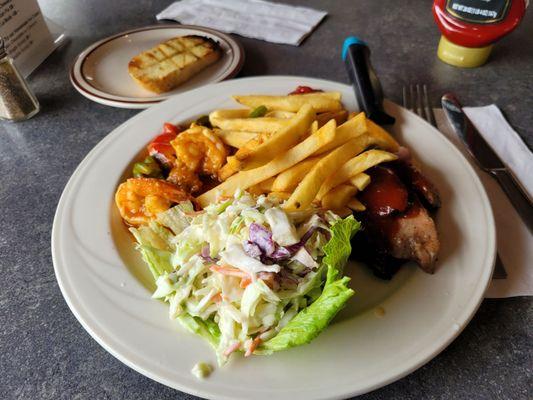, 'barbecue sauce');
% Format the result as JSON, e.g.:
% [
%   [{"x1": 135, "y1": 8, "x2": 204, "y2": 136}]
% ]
[
  {"x1": 359, "y1": 167, "x2": 409, "y2": 217},
  {"x1": 352, "y1": 166, "x2": 423, "y2": 279}
]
